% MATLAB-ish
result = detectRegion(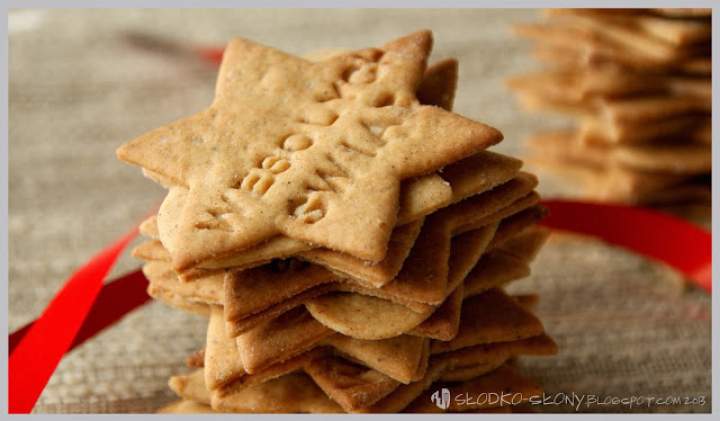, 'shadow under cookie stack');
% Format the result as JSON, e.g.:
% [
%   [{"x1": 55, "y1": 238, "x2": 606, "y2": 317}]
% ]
[
  {"x1": 117, "y1": 30, "x2": 557, "y2": 414},
  {"x1": 509, "y1": 9, "x2": 711, "y2": 211}
]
